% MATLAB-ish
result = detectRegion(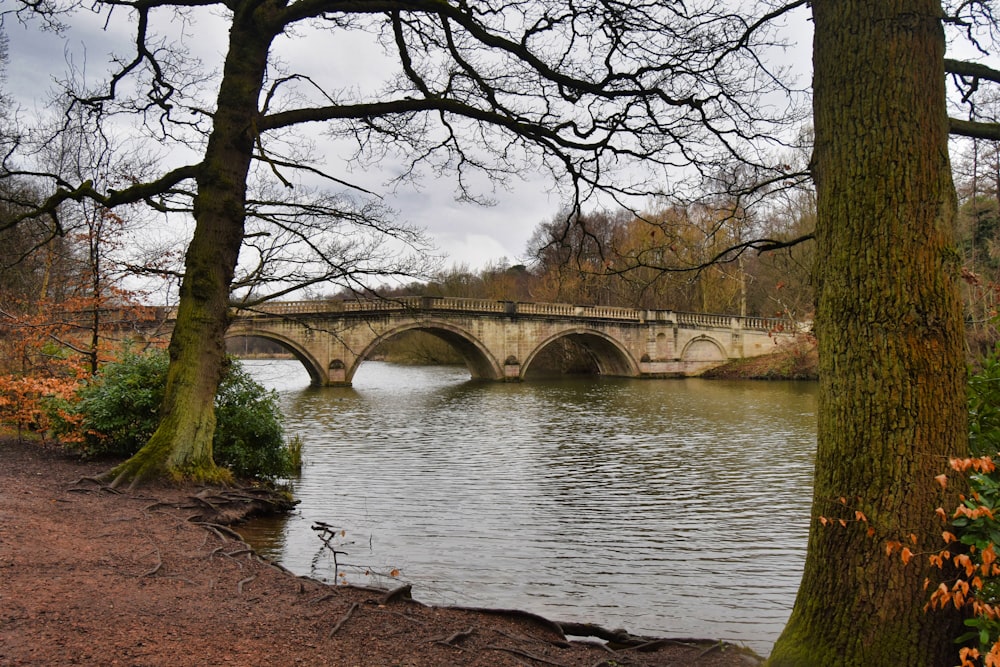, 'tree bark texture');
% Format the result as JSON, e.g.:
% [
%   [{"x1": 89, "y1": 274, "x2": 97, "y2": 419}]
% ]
[
  {"x1": 108, "y1": 2, "x2": 281, "y2": 487},
  {"x1": 769, "y1": 2, "x2": 967, "y2": 664}
]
